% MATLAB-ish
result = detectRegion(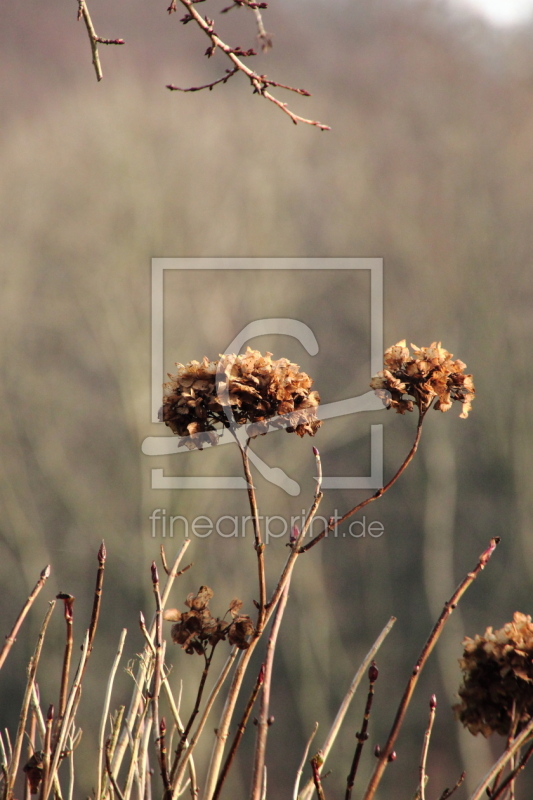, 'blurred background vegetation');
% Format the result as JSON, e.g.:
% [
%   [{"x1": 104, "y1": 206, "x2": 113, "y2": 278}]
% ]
[{"x1": 1, "y1": 0, "x2": 533, "y2": 797}]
